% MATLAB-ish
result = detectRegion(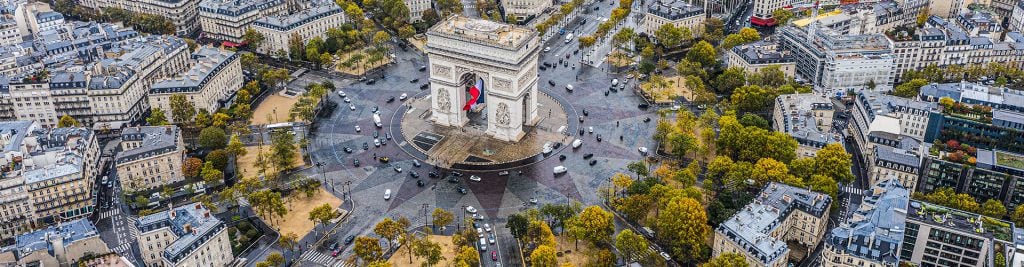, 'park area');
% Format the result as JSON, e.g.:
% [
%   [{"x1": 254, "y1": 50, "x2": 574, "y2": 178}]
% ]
[
  {"x1": 268, "y1": 187, "x2": 344, "y2": 237},
  {"x1": 552, "y1": 235, "x2": 598, "y2": 266},
  {"x1": 335, "y1": 50, "x2": 394, "y2": 76},
  {"x1": 640, "y1": 75, "x2": 692, "y2": 104},
  {"x1": 252, "y1": 94, "x2": 301, "y2": 125},
  {"x1": 236, "y1": 144, "x2": 305, "y2": 179},
  {"x1": 387, "y1": 235, "x2": 456, "y2": 266}
]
